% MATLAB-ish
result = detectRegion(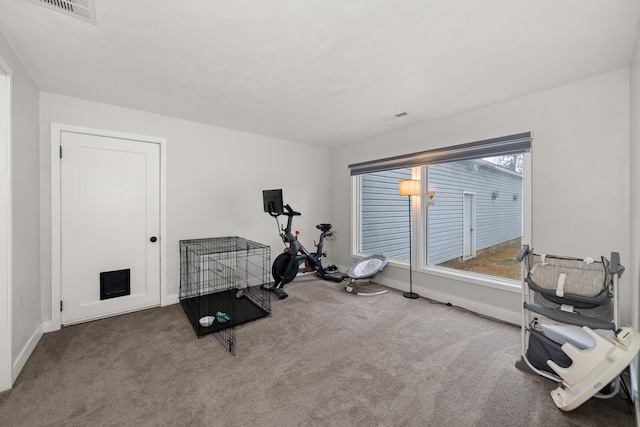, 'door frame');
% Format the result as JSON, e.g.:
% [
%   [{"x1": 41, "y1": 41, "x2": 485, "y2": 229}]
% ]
[
  {"x1": 462, "y1": 191, "x2": 476, "y2": 261},
  {"x1": 0, "y1": 54, "x2": 13, "y2": 391},
  {"x1": 50, "y1": 123, "x2": 167, "y2": 331}
]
